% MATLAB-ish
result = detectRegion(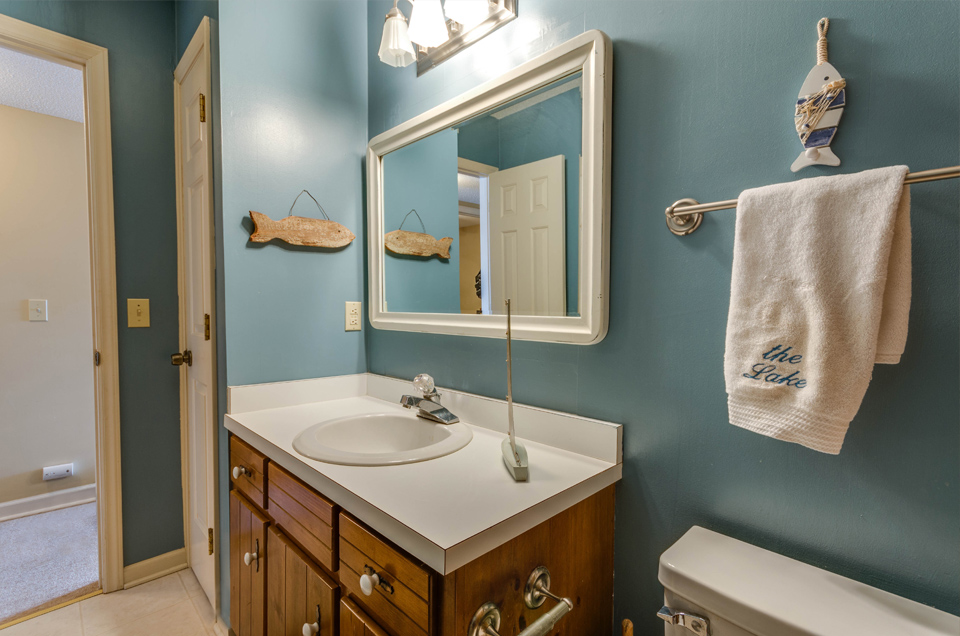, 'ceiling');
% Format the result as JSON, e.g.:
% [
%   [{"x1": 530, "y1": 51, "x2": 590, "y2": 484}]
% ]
[{"x1": 0, "y1": 45, "x2": 84, "y2": 123}]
